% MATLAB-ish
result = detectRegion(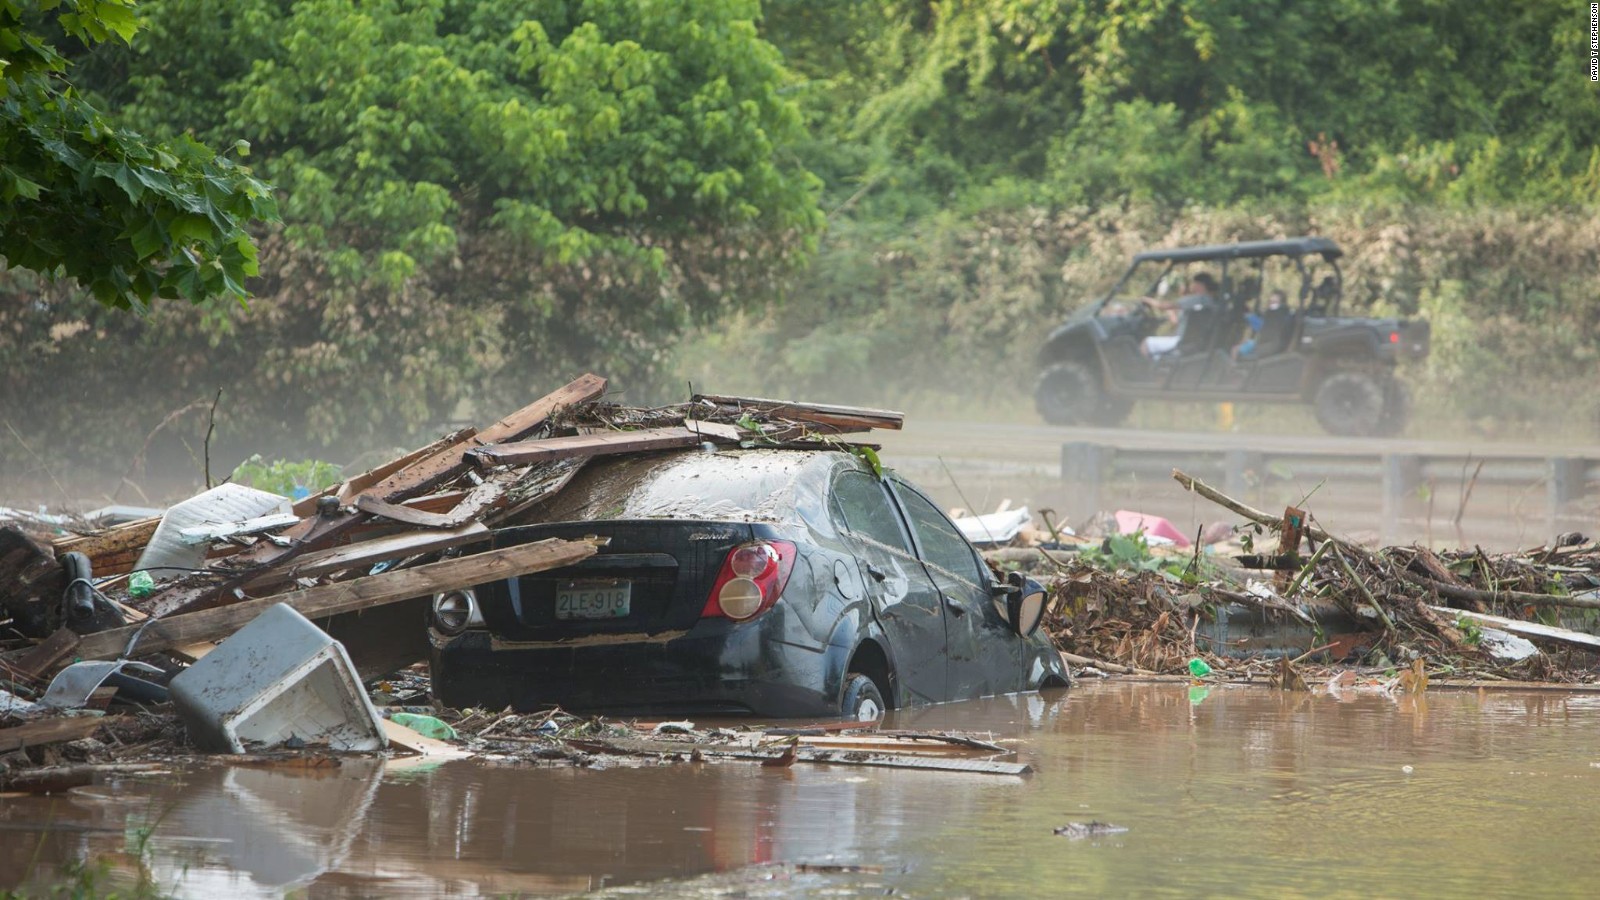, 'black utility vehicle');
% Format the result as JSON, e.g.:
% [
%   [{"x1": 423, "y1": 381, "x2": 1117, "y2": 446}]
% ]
[
  {"x1": 429, "y1": 447, "x2": 1069, "y2": 719},
  {"x1": 1034, "y1": 237, "x2": 1429, "y2": 436}
]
